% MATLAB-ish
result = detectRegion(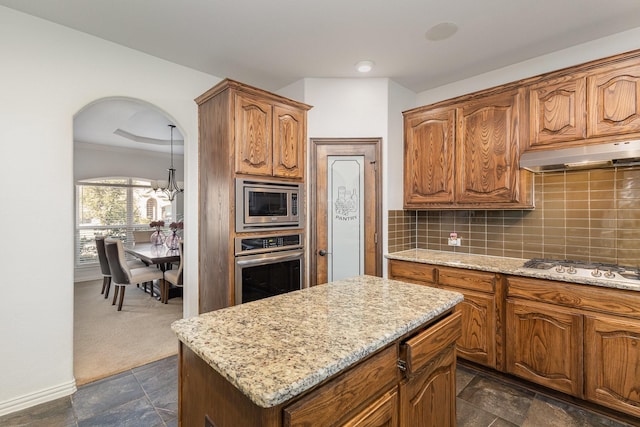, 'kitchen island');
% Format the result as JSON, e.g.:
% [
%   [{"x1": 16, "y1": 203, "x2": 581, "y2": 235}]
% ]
[{"x1": 171, "y1": 275, "x2": 463, "y2": 427}]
